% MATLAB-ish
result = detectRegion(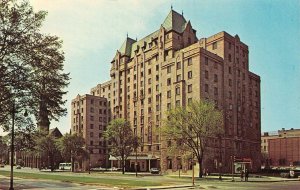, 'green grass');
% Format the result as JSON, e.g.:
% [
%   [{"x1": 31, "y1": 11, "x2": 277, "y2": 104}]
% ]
[{"x1": 0, "y1": 170, "x2": 162, "y2": 188}]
